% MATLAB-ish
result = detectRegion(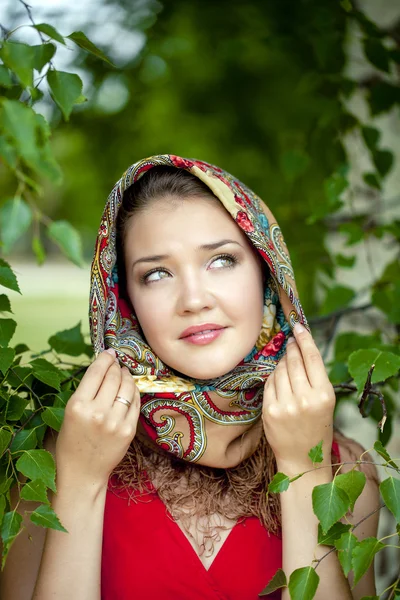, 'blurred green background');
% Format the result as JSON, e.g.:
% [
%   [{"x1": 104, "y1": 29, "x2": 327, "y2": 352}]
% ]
[
  {"x1": 0, "y1": 0, "x2": 399, "y2": 353},
  {"x1": 1, "y1": 0, "x2": 400, "y2": 590}
]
